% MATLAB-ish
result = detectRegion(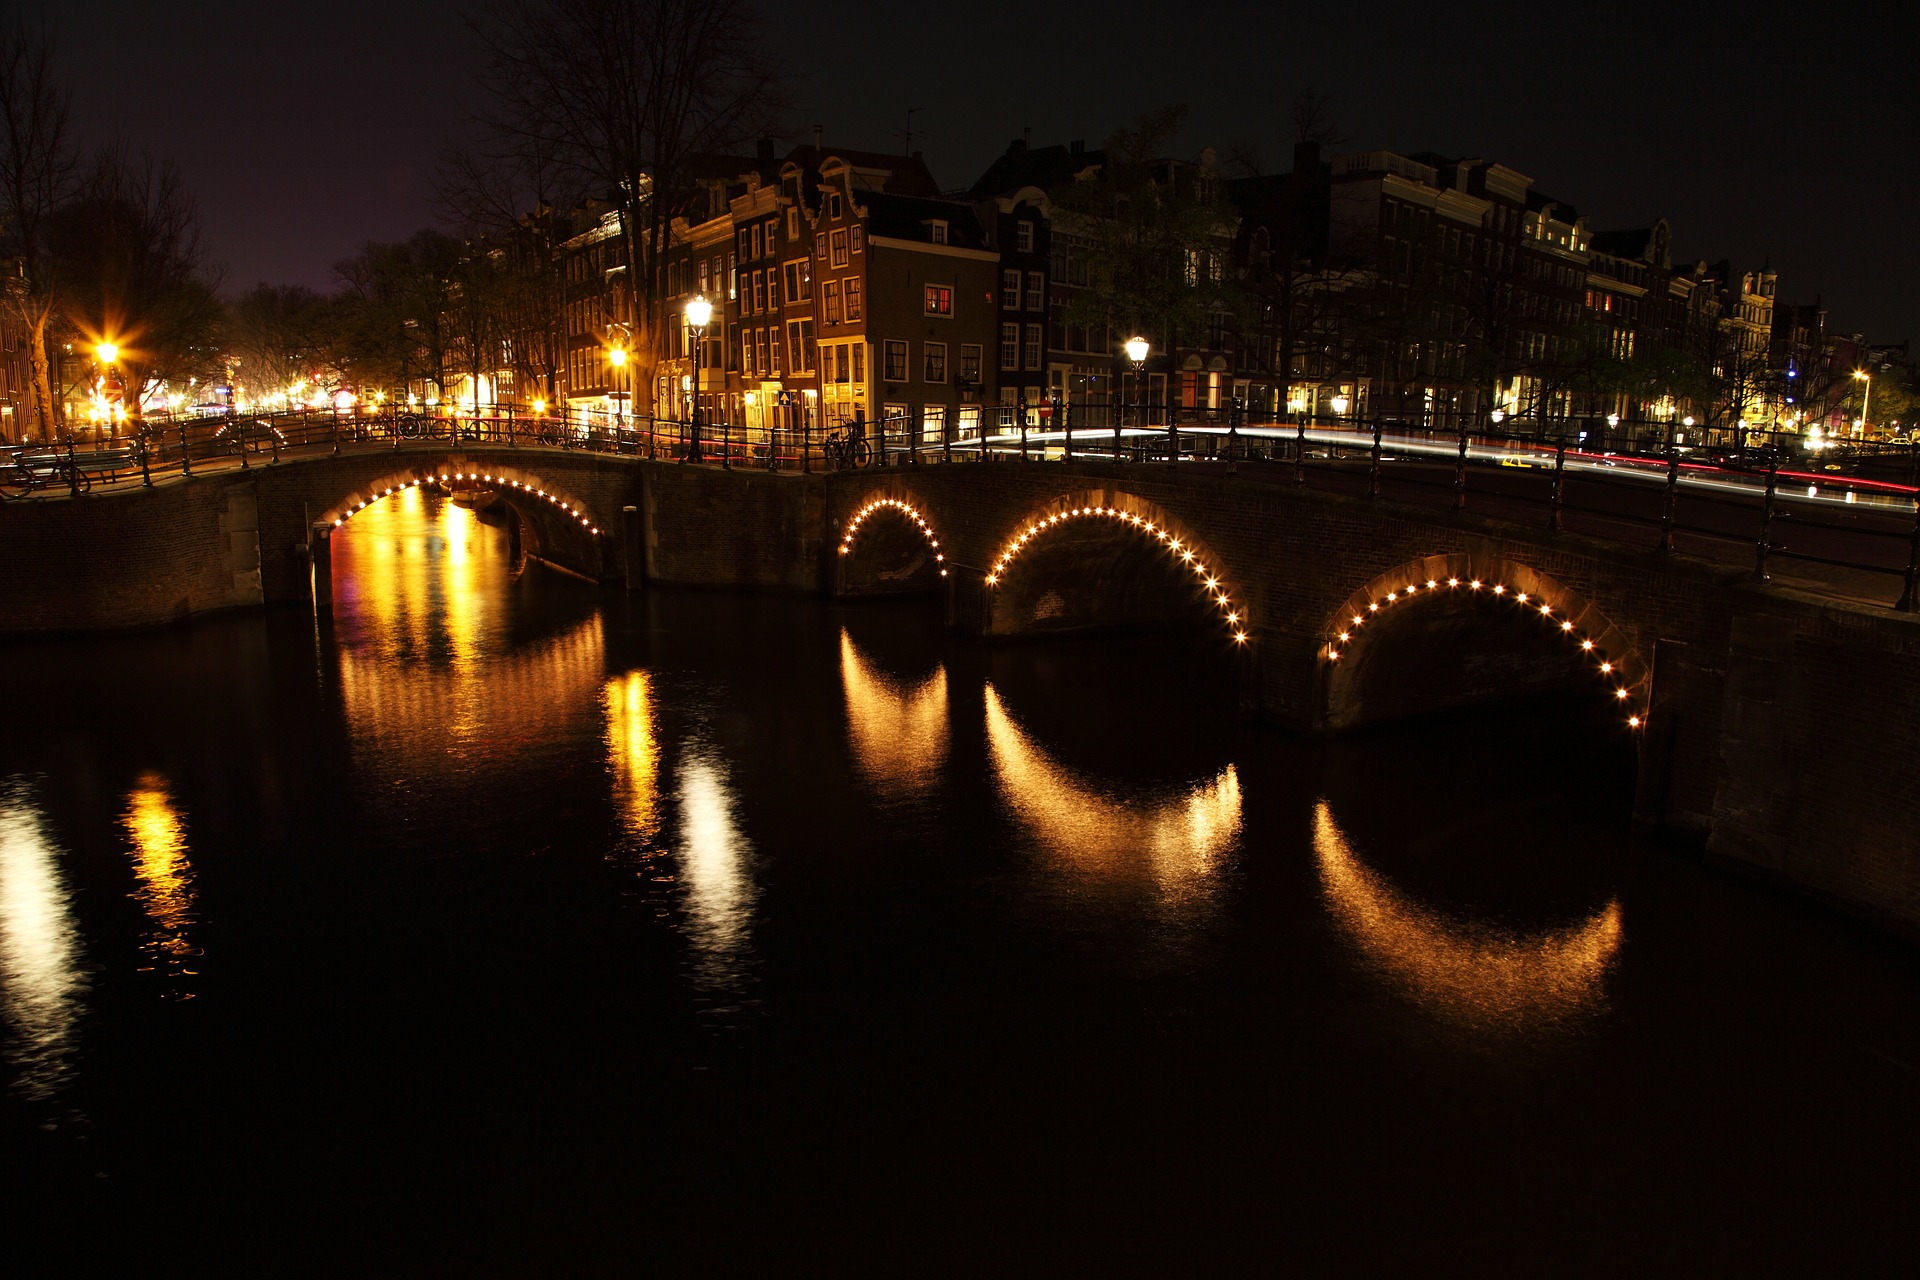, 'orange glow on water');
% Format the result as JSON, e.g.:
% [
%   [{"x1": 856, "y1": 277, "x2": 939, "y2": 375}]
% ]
[
  {"x1": 123, "y1": 773, "x2": 197, "y2": 992},
  {"x1": 604, "y1": 672, "x2": 661, "y2": 844},
  {"x1": 839, "y1": 630, "x2": 948, "y2": 793},
  {"x1": 1312, "y1": 801, "x2": 1621, "y2": 1034},
  {"x1": 984, "y1": 683, "x2": 1240, "y2": 896}
]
